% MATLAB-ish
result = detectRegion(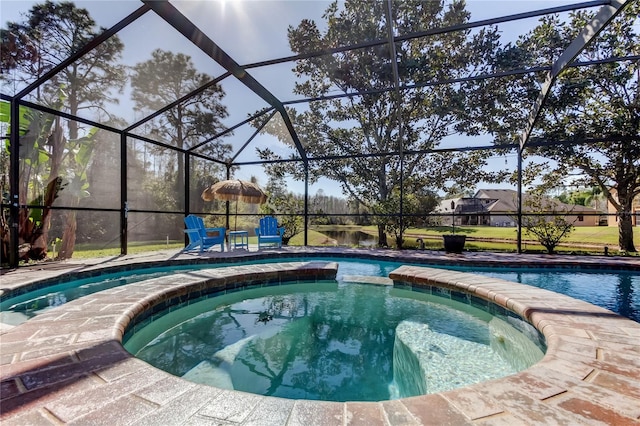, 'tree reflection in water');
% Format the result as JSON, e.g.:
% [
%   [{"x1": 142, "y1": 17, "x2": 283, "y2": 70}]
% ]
[
  {"x1": 133, "y1": 282, "x2": 513, "y2": 401},
  {"x1": 616, "y1": 274, "x2": 636, "y2": 320}
]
